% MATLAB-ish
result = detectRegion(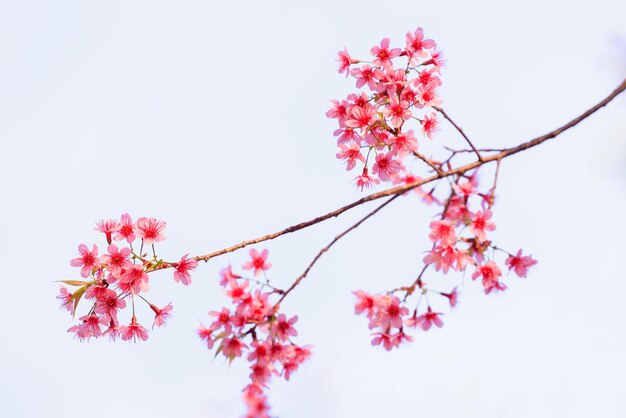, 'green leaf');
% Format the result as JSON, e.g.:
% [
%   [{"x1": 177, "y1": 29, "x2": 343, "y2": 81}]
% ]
[{"x1": 69, "y1": 283, "x2": 91, "y2": 318}]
